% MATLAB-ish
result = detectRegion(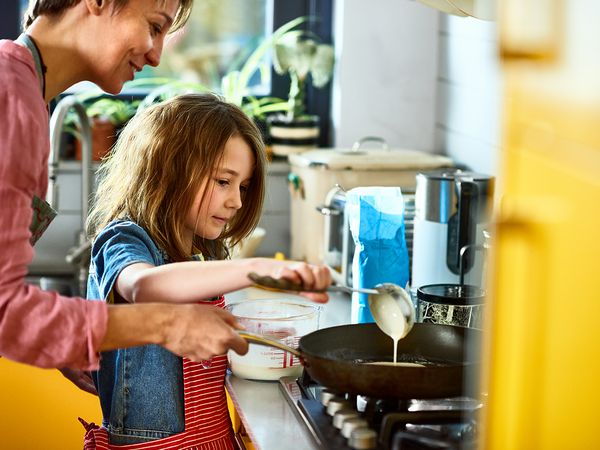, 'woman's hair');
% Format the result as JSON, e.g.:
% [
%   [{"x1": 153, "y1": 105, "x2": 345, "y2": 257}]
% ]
[
  {"x1": 87, "y1": 93, "x2": 267, "y2": 262},
  {"x1": 23, "y1": 0, "x2": 192, "y2": 31}
]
